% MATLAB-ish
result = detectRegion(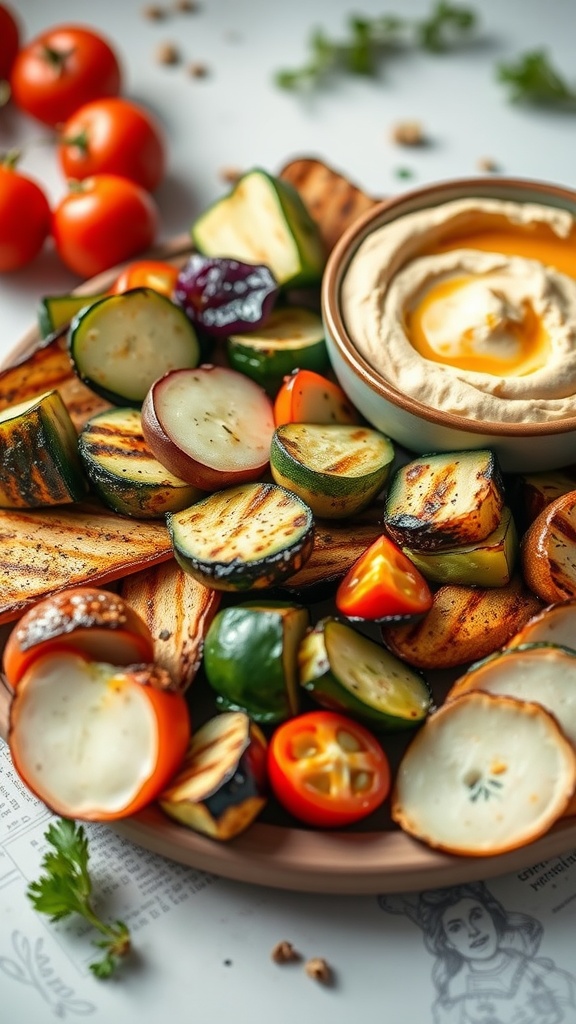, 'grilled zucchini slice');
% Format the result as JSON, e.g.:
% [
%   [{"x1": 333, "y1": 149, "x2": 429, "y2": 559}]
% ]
[
  {"x1": 167, "y1": 481, "x2": 315, "y2": 591},
  {"x1": 38, "y1": 293, "x2": 106, "y2": 337},
  {"x1": 78, "y1": 407, "x2": 202, "y2": 518},
  {"x1": 299, "y1": 617, "x2": 432, "y2": 731},
  {"x1": 0, "y1": 390, "x2": 87, "y2": 508},
  {"x1": 159, "y1": 712, "x2": 268, "y2": 840},
  {"x1": 402, "y1": 506, "x2": 518, "y2": 587},
  {"x1": 384, "y1": 449, "x2": 505, "y2": 552},
  {"x1": 69, "y1": 288, "x2": 200, "y2": 406},
  {"x1": 204, "y1": 600, "x2": 310, "y2": 723},
  {"x1": 270, "y1": 422, "x2": 394, "y2": 519},
  {"x1": 191, "y1": 168, "x2": 326, "y2": 288},
  {"x1": 226, "y1": 306, "x2": 328, "y2": 394}
]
